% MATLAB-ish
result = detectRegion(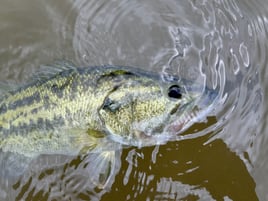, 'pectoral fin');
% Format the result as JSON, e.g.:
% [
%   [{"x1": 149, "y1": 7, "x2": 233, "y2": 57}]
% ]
[
  {"x1": 0, "y1": 151, "x2": 32, "y2": 181},
  {"x1": 66, "y1": 128, "x2": 122, "y2": 189},
  {"x1": 82, "y1": 147, "x2": 122, "y2": 189}
]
